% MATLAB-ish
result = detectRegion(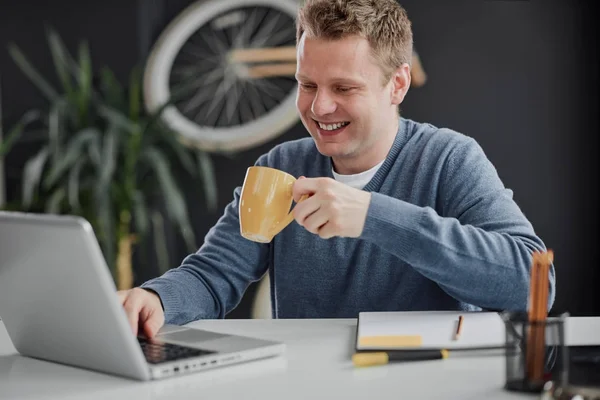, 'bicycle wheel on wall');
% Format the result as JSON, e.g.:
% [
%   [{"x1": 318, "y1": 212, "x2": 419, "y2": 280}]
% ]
[{"x1": 143, "y1": 0, "x2": 300, "y2": 153}]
